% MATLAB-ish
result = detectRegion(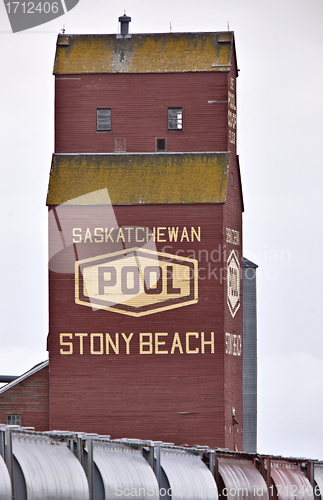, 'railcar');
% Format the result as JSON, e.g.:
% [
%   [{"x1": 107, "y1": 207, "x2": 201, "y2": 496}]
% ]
[{"x1": 1, "y1": 425, "x2": 323, "y2": 500}]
